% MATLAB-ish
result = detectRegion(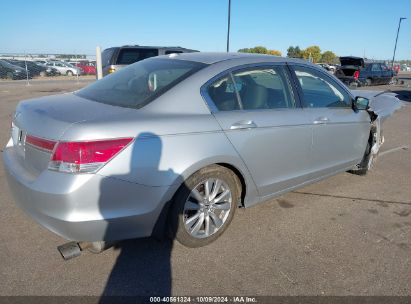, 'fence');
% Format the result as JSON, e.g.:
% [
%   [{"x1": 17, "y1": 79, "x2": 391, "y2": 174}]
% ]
[{"x1": 0, "y1": 50, "x2": 100, "y2": 85}]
